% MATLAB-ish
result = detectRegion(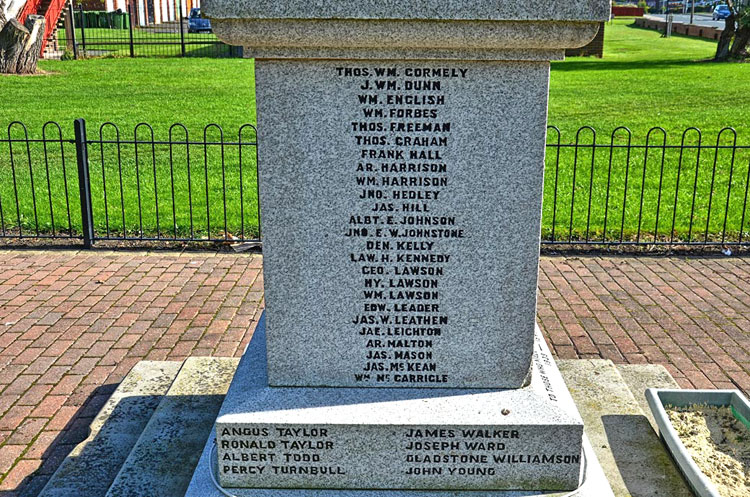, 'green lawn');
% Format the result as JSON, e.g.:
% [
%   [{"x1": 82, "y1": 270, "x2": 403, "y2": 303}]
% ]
[
  {"x1": 0, "y1": 18, "x2": 748, "y2": 243},
  {"x1": 0, "y1": 57, "x2": 257, "y2": 239},
  {"x1": 550, "y1": 20, "x2": 749, "y2": 137},
  {"x1": 2, "y1": 57, "x2": 255, "y2": 131}
]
